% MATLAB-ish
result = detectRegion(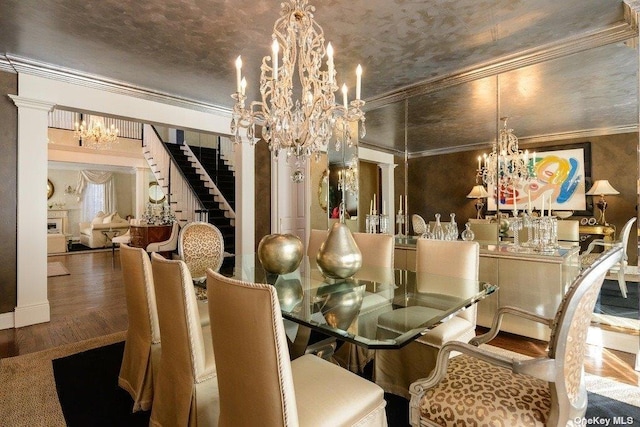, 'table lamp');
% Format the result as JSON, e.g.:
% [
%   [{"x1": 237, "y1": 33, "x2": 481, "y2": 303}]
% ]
[
  {"x1": 467, "y1": 185, "x2": 490, "y2": 219},
  {"x1": 585, "y1": 179, "x2": 619, "y2": 225}
]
